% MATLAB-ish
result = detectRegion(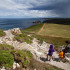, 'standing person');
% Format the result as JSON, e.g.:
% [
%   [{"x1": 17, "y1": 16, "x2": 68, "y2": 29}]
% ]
[
  {"x1": 47, "y1": 44, "x2": 54, "y2": 61},
  {"x1": 63, "y1": 41, "x2": 70, "y2": 58}
]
